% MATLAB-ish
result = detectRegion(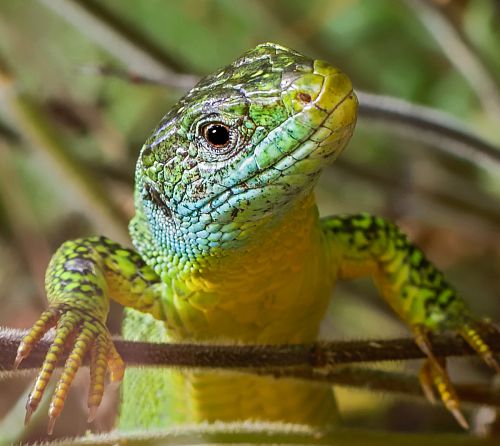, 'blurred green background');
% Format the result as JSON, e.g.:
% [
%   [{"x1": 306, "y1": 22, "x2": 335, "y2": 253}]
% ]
[{"x1": 0, "y1": 0, "x2": 499, "y2": 442}]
